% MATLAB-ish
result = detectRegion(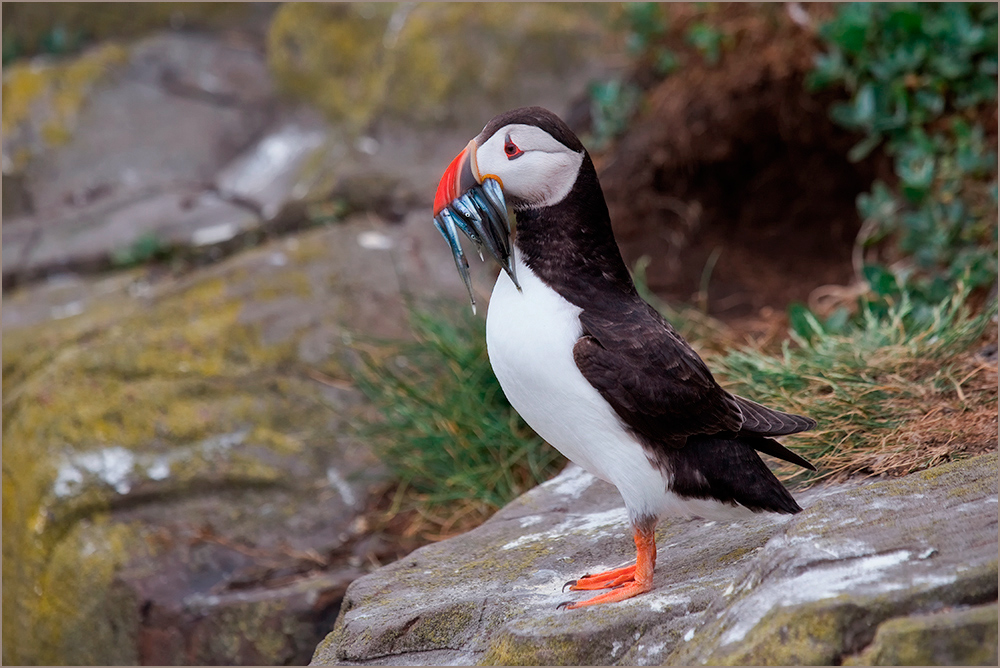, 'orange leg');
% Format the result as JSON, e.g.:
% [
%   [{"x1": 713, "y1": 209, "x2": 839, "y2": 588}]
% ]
[{"x1": 559, "y1": 524, "x2": 656, "y2": 609}]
